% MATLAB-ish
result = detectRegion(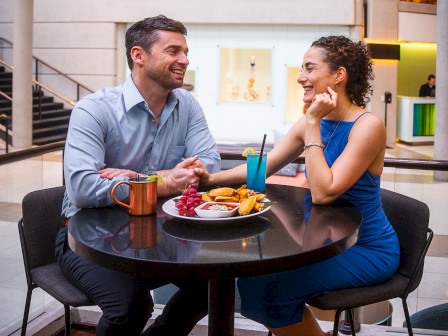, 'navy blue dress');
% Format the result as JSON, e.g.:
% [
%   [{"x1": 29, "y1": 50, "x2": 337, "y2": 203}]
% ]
[{"x1": 237, "y1": 114, "x2": 400, "y2": 328}]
